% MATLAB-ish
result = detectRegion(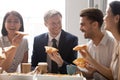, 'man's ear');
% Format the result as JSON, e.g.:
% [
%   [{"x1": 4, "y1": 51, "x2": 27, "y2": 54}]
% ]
[{"x1": 92, "y1": 21, "x2": 99, "y2": 28}]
